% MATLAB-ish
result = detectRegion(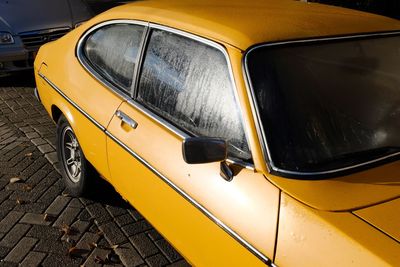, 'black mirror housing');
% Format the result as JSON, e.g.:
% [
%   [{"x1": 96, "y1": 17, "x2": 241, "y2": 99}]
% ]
[{"x1": 182, "y1": 137, "x2": 227, "y2": 164}]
